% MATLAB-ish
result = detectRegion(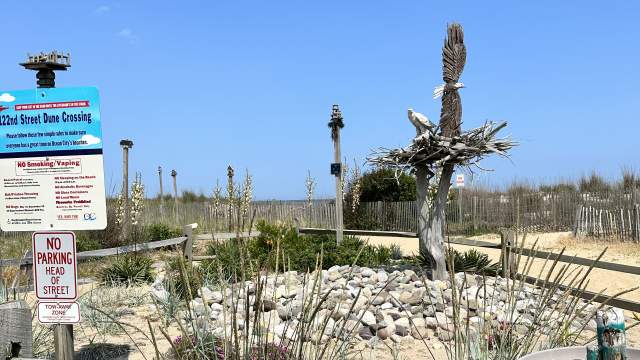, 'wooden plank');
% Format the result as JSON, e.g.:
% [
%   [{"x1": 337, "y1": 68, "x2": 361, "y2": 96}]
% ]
[
  {"x1": 447, "y1": 237, "x2": 503, "y2": 249},
  {"x1": 196, "y1": 232, "x2": 260, "y2": 241},
  {"x1": 521, "y1": 275, "x2": 640, "y2": 313},
  {"x1": 514, "y1": 247, "x2": 640, "y2": 276},
  {"x1": 78, "y1": 236, "x2": 187, "y2": 259},
  {"x1": 192, "y1": 255, "x2": 216, "y2": 261},
  {"x1": 299, "y1": 227, "x2": 417, "y2": 238}
]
